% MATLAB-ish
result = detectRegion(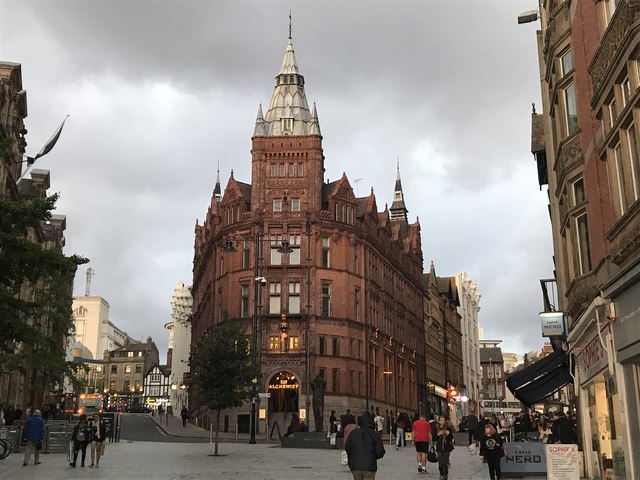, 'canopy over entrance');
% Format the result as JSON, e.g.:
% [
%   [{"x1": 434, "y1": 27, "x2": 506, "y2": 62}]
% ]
[{"x1": 506, "y1": 351, "x2": 573, "y2": 406}]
